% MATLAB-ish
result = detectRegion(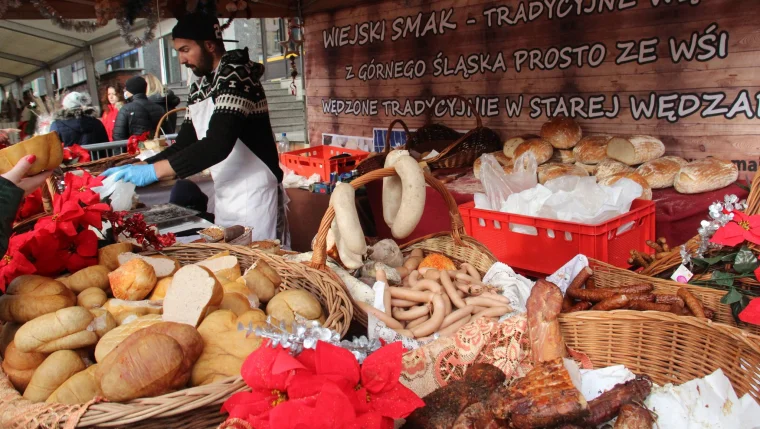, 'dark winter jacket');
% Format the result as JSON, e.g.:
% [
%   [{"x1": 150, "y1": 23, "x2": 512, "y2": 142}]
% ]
[
  {"x1": 0, "y1": 176, "x2": 23, "y2": 256},
  {"x1": 49, "y1": 107, "x2": 109, "y2": 147},
  {"x1": 149, "y1": 91, "x2": 181, "y2": 134},
  {"x1": 113, "y1": 94, "x2": 167, "y2": 141}
]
